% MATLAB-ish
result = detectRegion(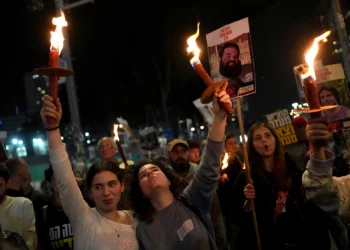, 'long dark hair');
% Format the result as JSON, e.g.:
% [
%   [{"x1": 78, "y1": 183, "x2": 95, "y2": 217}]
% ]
[
  {"x1": 125, "y1": 158, "x2": 187, "y2": 222},
  {"x1": 247, "y1": 123, "x2": 290, "y2": 190}
]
